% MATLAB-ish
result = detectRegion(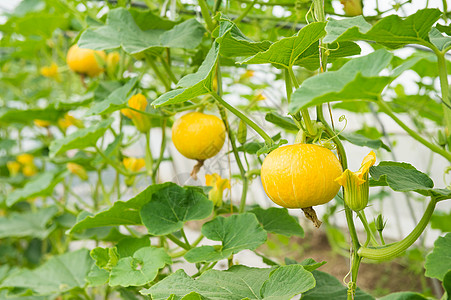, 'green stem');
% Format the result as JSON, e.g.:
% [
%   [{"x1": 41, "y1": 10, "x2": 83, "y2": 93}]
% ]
[
  {"x1": 436, "y1": 51, "x2": 451, "y2": 138},
  {"x1": 198, "y1": 0, "x2": 215, "y2": 31},
  {"x1": 234, "y1": 0, "x2": 257, "y2": 23},
  {"x1": 167, "y1": 234, "x2": 190, "y2": 250},
  {"x1": 152, "y1": 119, "x2": 167, "y2": 183},
  {"x1": 216, "y1": 104, "x2": 249, "y2": 213},
  {"x1": 146, "y1": 55, "x2": 171, "y2": 91},
  {"x1": 159, "y1": 54, "x2": 178, "y2": 84},
  {"x1": 378, "y1": 230, "x2": 386, "y2": 245},
  {"x1": 180, "y1": 228, "x2": 191, "y2": 248},
  {"x1": 358, "y1": 198, "x2": 438, "y2": 260},
  {"x1": 377, "y1": 97, "x2": 451, "y2": 162},
  {"x1": 210, "y1": 92, "x2": 274, "y2": 145},
  {"x1": 357, "y1": 210, "x2": 380, "y2": 247},
  {"x1": 94, "y1": 145, "x2": 130, "y2": 176},
  {"x1": 287, "y1": 67, "x2": 316, "y2": 136},
  {"x1": 145, "y1": 131, "x2": 155, "y2": 182}
]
